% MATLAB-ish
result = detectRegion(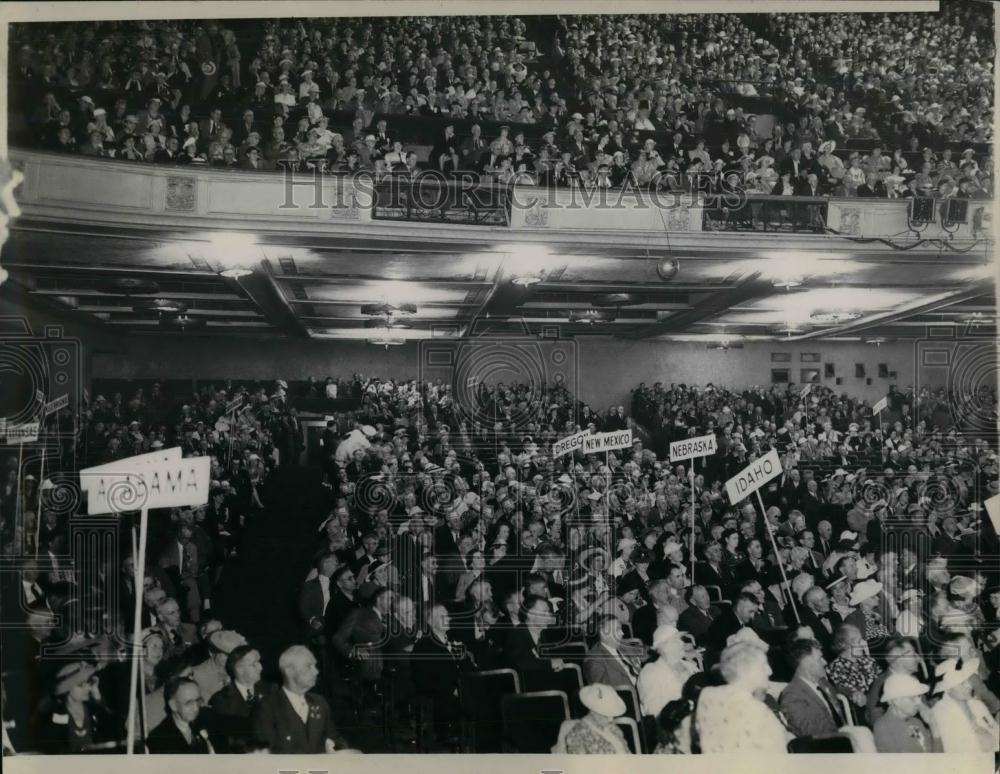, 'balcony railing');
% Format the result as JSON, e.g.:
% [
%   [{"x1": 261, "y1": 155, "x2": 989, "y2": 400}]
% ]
[{"x1": 8, "y1": 149, "x2": 992, "y2": 245}]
